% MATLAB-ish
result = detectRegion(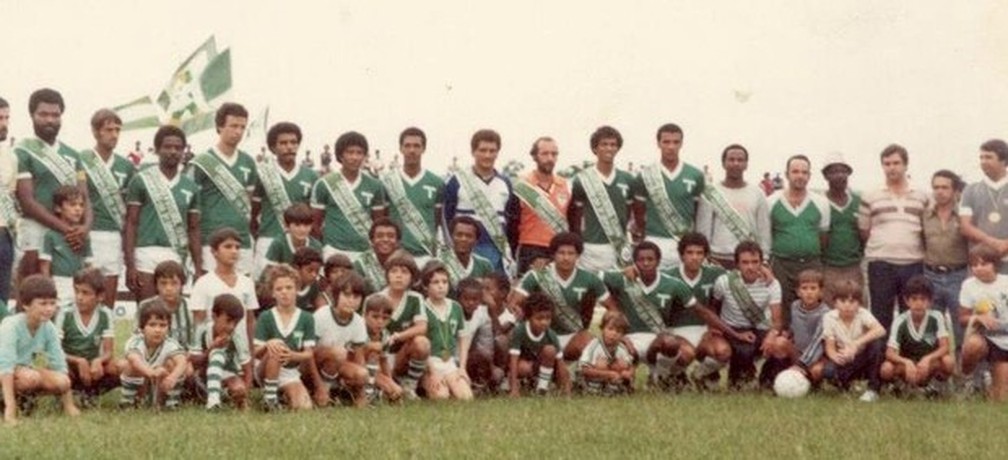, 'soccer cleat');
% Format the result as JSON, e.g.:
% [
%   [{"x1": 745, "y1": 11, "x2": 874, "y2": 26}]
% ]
[{"x1": 859, "y1": 390, "x2": 879, "y2": 403}]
